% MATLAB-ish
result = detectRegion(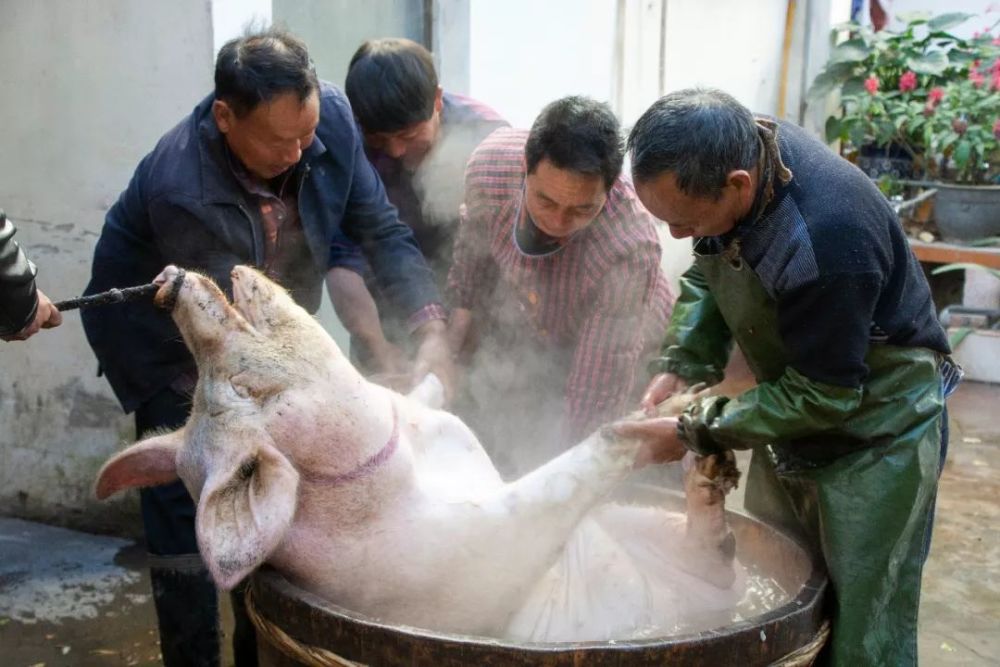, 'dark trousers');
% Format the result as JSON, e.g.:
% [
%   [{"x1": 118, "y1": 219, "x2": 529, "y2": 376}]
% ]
[{"x1": 136, "y1": 388, "x2": 258, "y2": 667}]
